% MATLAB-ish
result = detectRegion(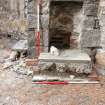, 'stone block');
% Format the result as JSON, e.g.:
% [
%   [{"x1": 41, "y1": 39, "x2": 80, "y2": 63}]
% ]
[
  {"x1": 27, "y1": 0, "x2": 49, "y2": 15},
  {"x1": 83, "y1": 4, "x2": 98, "y2": 16},
  {"x1": 41, "y1": 0, "x2": 49, "y2": 15},
  {"x1": 96, "y1": 53, "x2": 105, "y2": 68},
  {"x1": 38, "y1": 62, "x2": 56, "y2": 72},
  {"x1": 39, "y1": 50, "x2": 91, "y2": 62},
  {"x1": 28, "y1": 14, "x2": 37, "y2": 28},
  {"x1": 28, "y1": 28, "x2": 49, "y2": 52},
  {"x1": 12, "y1": 40, "x2": 28, "y2": 51},
  {"x1": 84, "y1": 0, "x2": 99, "y2": 4},
  {"x1": 28, "y1": 29, "x2": 36, "y2": 47},
  {"x1": 100, "y1": 34, "x2": 105, "y2": 49},
  {"x1": 99, "y1": 14, "x2": 105, "y2": 26},
  {"x1": 28, "y1": 14, "x2": 49, "y2": 28},
  {"x1": 38, "y1": 61, "x2": 92, "y2": 74},
  {"x1": 99, "y1": 1, "x2": 105, "y2": 7},
  {"x1": 43, "y1": 46, "x2": 49, "y2": 52},
  {"x1": 38, "y1": 50, "x2": 92, "y2": 74},
  {"x1": 81, "y1": 29, "x2": 101, "y2": 47},
  {"x1": 41, "y1": 15, "x2": 49, "y2": 29},
  {"x1": 96, "y1": 65, "x2": 105, "y2": 76},
  {"x1": 27, "y1": 0, "x2": 37, "y2": 14},
  {"x1": 99, "y1": 7, "x2": 105, "y2": 15},
  {"x1": 83, "y1": 17, "x2": 95, "y2": 29},
  {"x1": 28, "y1": 45, "x2": 45, "y2": 58},
  {"x1": 28, "y1": 46, "x2": 36, "y2": 59},
  {"x1": 42, "y1": 29, "x2": 49, "y2": 47}
]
